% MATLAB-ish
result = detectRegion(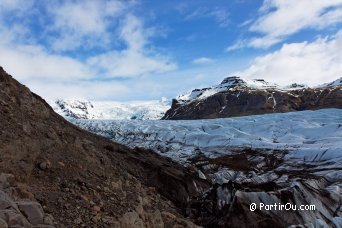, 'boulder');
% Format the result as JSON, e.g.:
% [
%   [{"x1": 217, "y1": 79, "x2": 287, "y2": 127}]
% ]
[
  {"x1": 16, "y1": 201, "x2": 44, "y2": 225},
  {"x1": 0, "y1": 218, "x2": 7, "y2": 228},
  {"x1": 0, "y1": 174, "x2": 15, "y2": 190},
  {"x1": 120, "y1": 211, "x2": 144, "y2": 228},
  {"x1": 0, "y1": 191, "x2": 18, "y2": 211},
  {"x1": 145, "y1": 210, "x2": 164, "y2": 228},
  {"x1": 0, "y1": 209, "x2": 32, "y2": 228}
]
